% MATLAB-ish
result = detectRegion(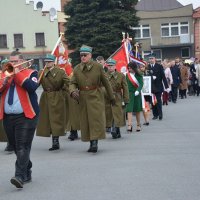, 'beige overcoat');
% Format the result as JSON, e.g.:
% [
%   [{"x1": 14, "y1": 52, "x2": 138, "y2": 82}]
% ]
[
  {"x1": 69, "y1": 60, "x2": 114, "y2": 141},
  {"x1": 180, "y1": 65, "x2": 188, "y2": 90},
  {"x1": 36, "y1": 66, "x2": 69, "y2": 137},
  {"x1": 105, "y1": 71, "x2": 129, "y2": 127}
]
